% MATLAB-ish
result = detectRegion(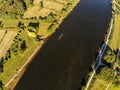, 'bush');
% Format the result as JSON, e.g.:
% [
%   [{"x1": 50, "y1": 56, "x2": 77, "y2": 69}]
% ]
[
  {"x1": 48, "y1": 24, "x2": 56, "y2": 33},
  {"x1": 20, "y1": 40, "x2": 27, "y2": 51},
  {"x1": 103, "y1": 50, "x2": 116, "y2": 63},
  {"x1": 46, "y1": 15, "x2": 54, "y2": 23},
  {"x1": 0, "y1": 80, "x2": 3, "y2": 90}
]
